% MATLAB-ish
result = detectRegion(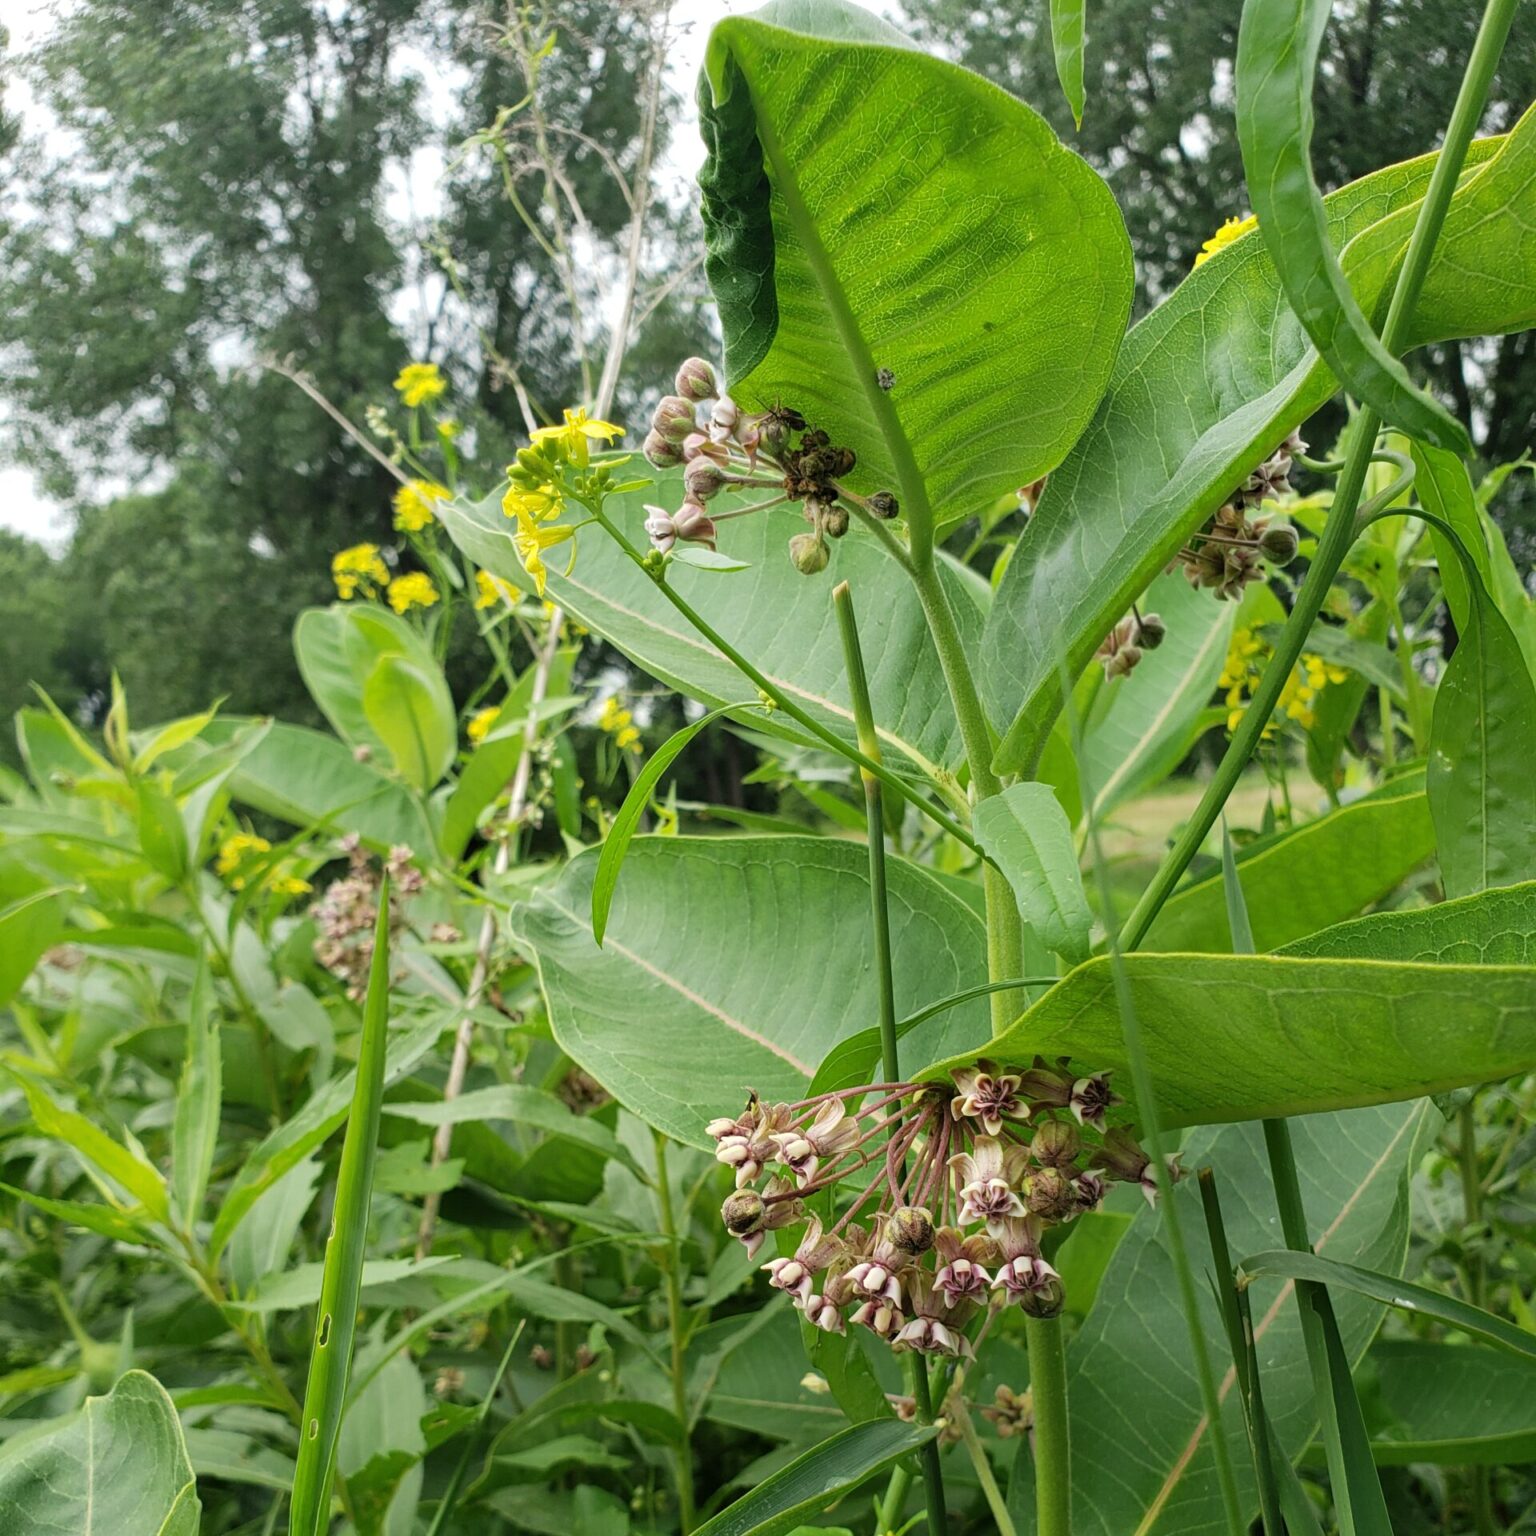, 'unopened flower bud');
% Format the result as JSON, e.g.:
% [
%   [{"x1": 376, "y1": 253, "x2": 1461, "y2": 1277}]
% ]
[
  {"x1": 1030, "y1": 1120, "x2": 1080, "y2": 1168},
  {"x1": 868, "y1": 490, "x2": 899, "y2": 519},
  {"x1": 822, "y1": 503, "x2": 850, "y2": 538},
  {"x1": 673, "y1": 497, "x2": 717, "y2": 547},
  {"x1": 684, "y1": 458, "x2": 729, "y2": 501},
  {"x1": 890, "y1": 1205, "x2": 935, "y2": 1256},
  {"x1": 652, "y1": 395, "x2": 697, "y2": 444},
  {"x1": 789, "y1": 531, "x2": 829, "y2": 575},
  {"x1": 1260, "y1": 523, "x2": 1298, "y2": 563},
  {"x1": 644, "y1": 429, "x2": 682, "y2": 468},
  {"x1": 1135, "y1": 612, "x2": 1167, "y2": 650},
  {"x1": 721, "y1": 1189, "x2": 765, "y2": 1237},
  {"x1": 674, "y1": 356, "x2": 718, "y2": 402},
  {"x1": 1022, "y1": 1166, "x2": 1077, "y2": 1221}
]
